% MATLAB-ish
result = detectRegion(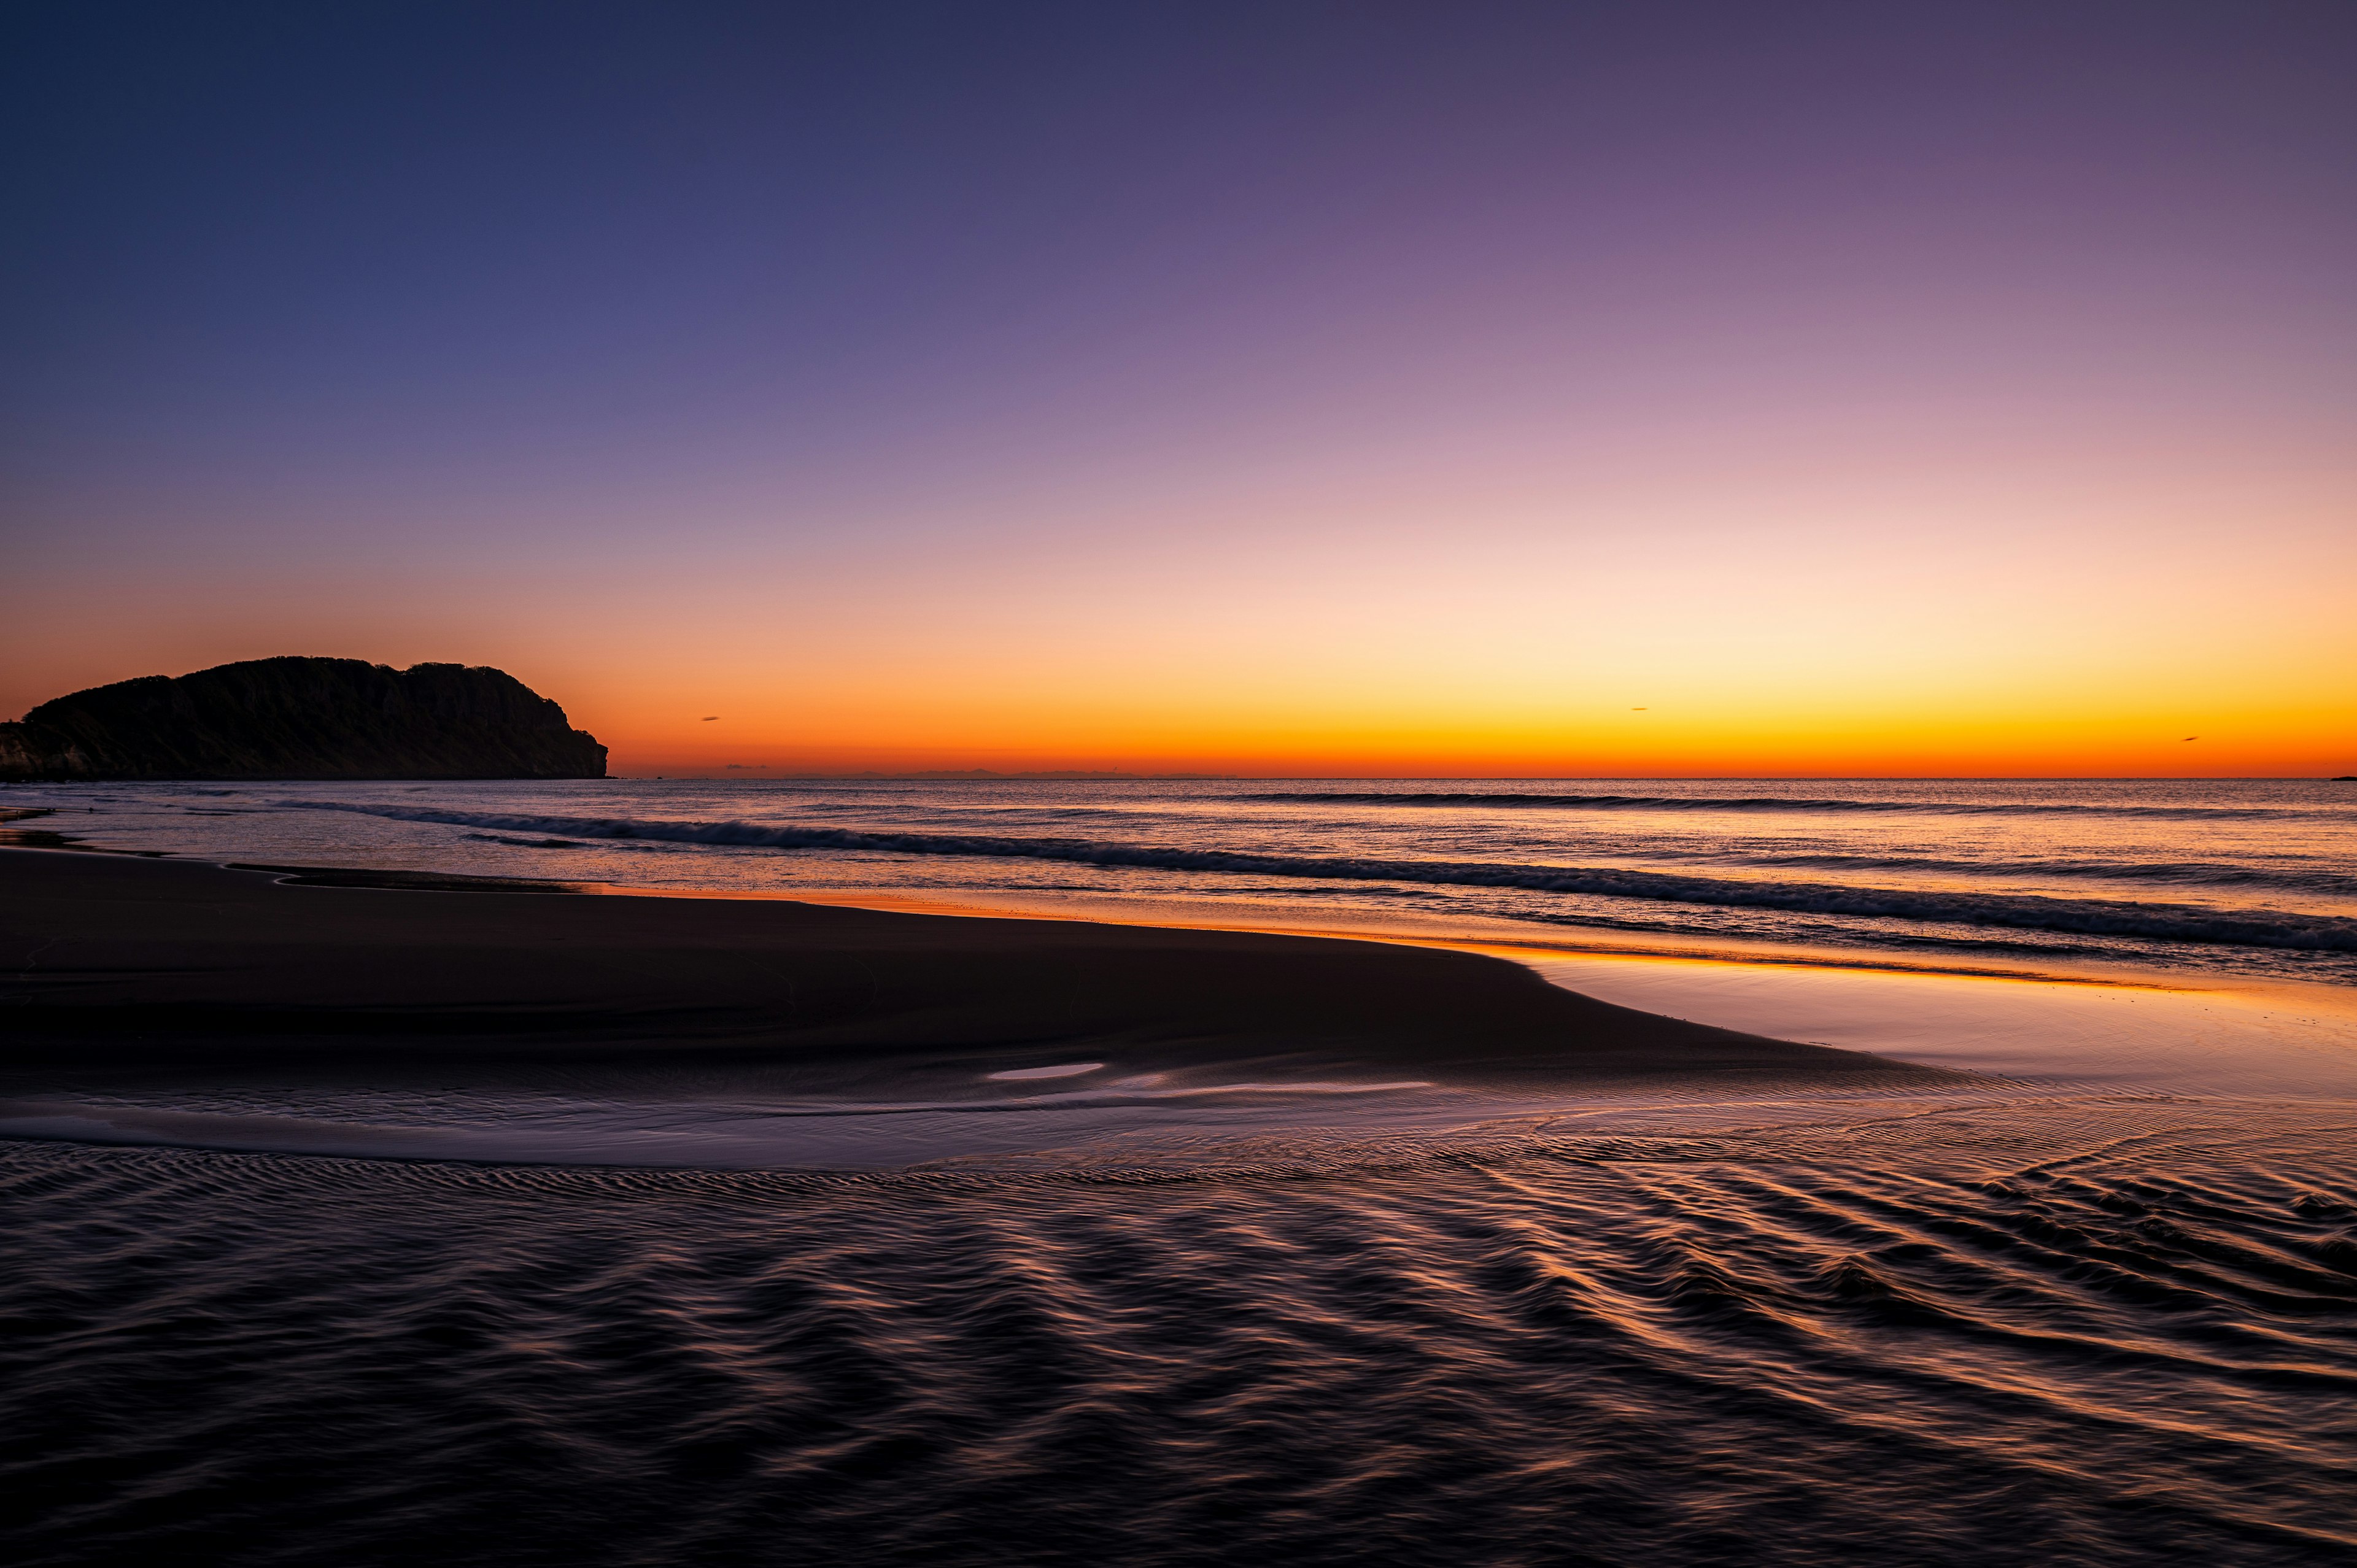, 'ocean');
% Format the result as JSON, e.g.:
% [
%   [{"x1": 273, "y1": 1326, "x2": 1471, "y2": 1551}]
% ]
[
  {"x1": 4, "y1": 778, "x2": 2355, "y2": 1564},
  {"x1": 9, "y1": 774, "x2": 2356, "y2": 983}
]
